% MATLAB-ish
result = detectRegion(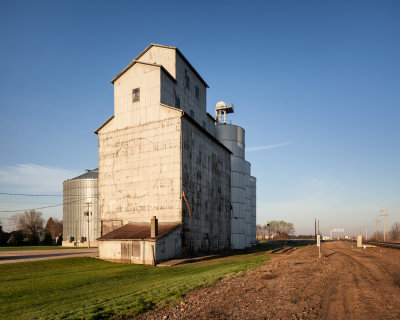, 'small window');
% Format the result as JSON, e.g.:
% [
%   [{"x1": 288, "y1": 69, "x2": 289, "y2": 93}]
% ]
[
  {"x1": 175, "y1": 95, "x2": 180, "y2": 108},
  {"x1": 190, "y1": 110, "x2": 194, "y2": 118},
  {"x1": 195, "y1": 86, "x2": 199, "y2": 100},
  {"x1": 185, "y1": 70, "x2": 190, "y2": 89},
  {"x1": 202, "y1": 121, "x2": 206, "y2": 129},
  {"x1": 132, "y1": 88, "x2": 140, "y2": 102}
]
